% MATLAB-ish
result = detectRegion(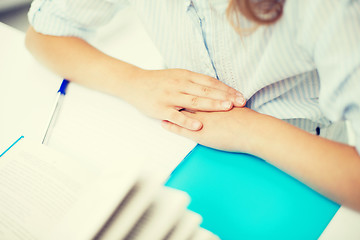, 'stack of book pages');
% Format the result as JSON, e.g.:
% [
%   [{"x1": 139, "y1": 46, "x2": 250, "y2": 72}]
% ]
[{"x1": 0, "y1": 139, "x2": 219, "y2": 240}]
